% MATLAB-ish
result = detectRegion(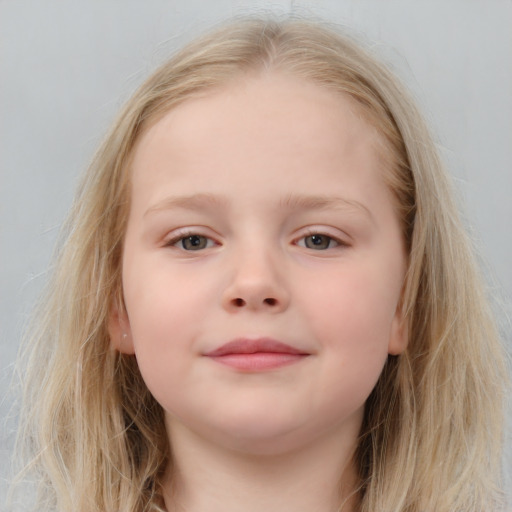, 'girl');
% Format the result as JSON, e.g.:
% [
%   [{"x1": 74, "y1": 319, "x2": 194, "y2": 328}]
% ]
[{"x1": 12, "y1": 16, "x2": 509, "y2": 512}]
